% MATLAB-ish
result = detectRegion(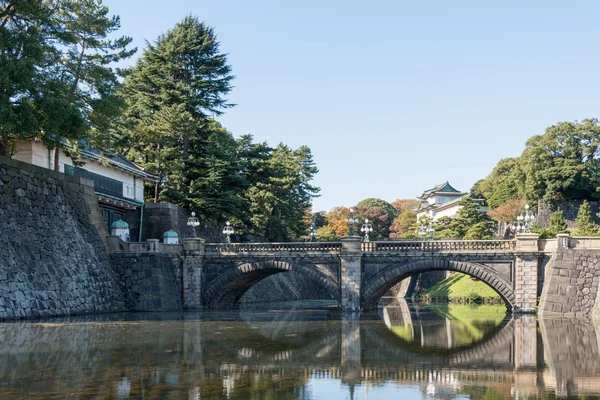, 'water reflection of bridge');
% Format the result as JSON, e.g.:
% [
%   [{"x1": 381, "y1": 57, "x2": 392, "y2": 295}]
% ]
[{"x1": 0, "y1": 307, "x2": 598, "y2": 398}]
